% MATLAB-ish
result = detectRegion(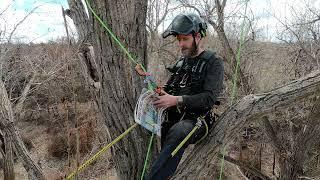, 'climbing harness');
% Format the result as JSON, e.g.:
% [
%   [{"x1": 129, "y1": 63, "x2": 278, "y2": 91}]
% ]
[{"x1": 161, "y1": 50, "x2": 217, "y2": 157}]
